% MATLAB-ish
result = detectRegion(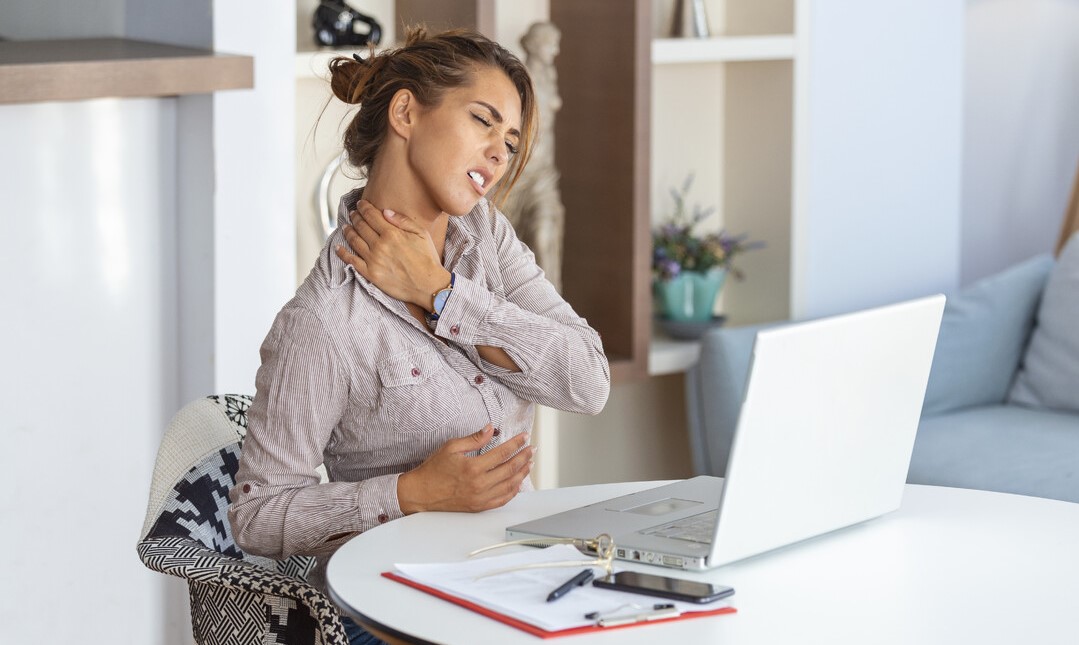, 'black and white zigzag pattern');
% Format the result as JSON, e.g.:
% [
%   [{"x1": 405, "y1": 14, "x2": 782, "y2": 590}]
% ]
[
  {"x1": 137, "y1": 394, "x2": 347, "y2": 645},
  {"x1": 149, "y1": 443, "x2": 245, "y2": 558}
]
